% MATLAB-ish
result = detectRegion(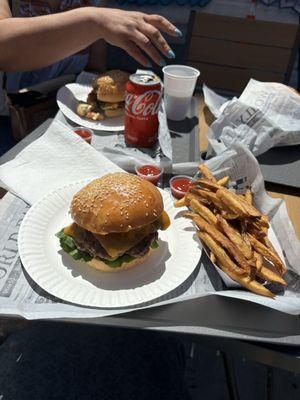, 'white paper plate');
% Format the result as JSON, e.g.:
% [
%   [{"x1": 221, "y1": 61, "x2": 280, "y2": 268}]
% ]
[
  {"x1": 56, "y1": 83, "x2": 124, "y2": 132},
  {"x1": 18, "y1": 180, "x2": 201, "y2": 308}
]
